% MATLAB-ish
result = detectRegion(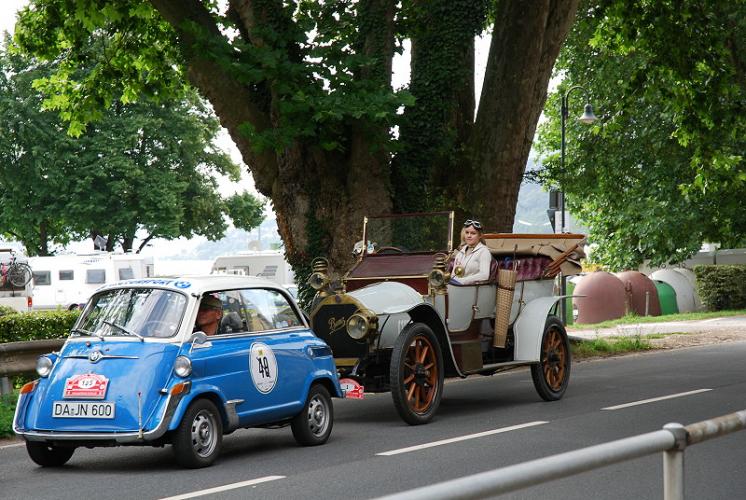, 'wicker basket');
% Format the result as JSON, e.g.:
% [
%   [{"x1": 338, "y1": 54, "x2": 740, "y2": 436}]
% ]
[{"x1": 493, "y1": 268, "x2": 517, "y2": 348}]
